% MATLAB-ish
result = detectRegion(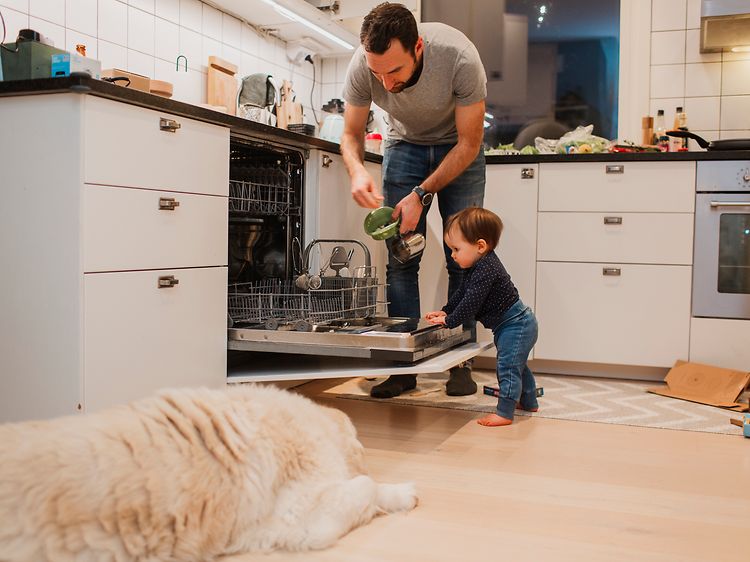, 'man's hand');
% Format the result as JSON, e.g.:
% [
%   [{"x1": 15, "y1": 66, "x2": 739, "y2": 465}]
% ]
[
  {"x1": 425, "y1": 311, "x2": 447, "y2": 325},
  {"x1": 393, "y1": 192, "x2": 422, "y2": 233},
  {"x1": 351, "y1": 169, "x2": 383, "y2": 209}
]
